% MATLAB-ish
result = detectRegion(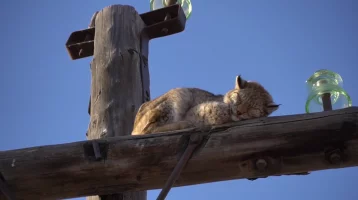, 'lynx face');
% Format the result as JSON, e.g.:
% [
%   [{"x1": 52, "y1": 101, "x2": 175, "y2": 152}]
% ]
[{"x1": 223, "y1": 75, "x2": 280, "y2": 121}]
